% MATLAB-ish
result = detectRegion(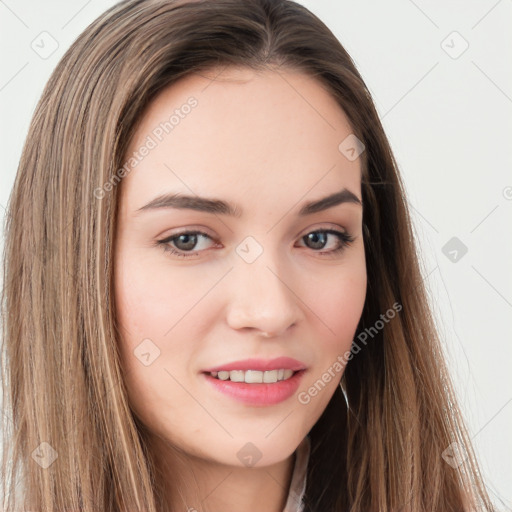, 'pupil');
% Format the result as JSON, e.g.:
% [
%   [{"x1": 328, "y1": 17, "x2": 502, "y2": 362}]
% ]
[
  {"x1": 176, "y1": 234, "x2": 197, "y2": 251},
  {"x1": 306, "y1": 232, "x2": 326, "y2": 250}
]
